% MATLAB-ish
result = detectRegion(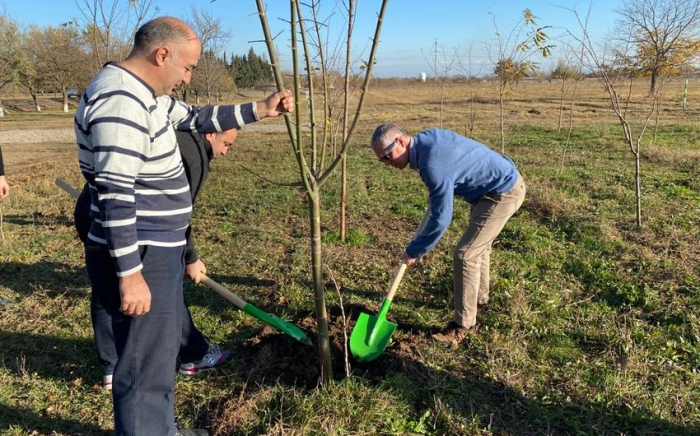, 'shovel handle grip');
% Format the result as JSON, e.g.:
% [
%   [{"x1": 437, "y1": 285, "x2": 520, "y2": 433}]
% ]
[
  {"x1": 385, "y1": 262, "x2": 407, "y2": 302},
  {"x1": 200, "y1": 274, "x2": 247, "y2": 310}
]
